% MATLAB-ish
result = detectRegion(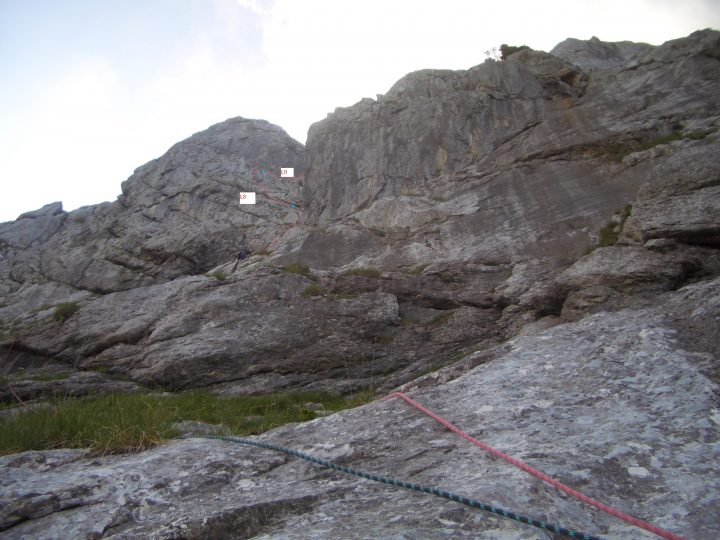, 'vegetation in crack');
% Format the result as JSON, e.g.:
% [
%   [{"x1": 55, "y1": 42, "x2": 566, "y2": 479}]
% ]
[
  {"x1": 342, "y1": 267, "x2": 382, "y2": 278},
  {"x1": 207, "y1": 269, "x2": 227, "y2": 281},
  {"x1": 599, "y1": 204, "x2": 632, "y2": 249},
  {"x1": 301, "y1": 284, "x2": 326, "y2": 297},
  {"x1": 51, "y1": 301, "x2": 80, "y2": 323}
]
